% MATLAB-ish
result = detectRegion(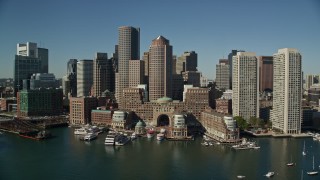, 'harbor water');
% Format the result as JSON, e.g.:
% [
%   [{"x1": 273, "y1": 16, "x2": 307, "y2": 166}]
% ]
[{"x1": 1, "y1": 127, "x2": 320, "y2": 180}]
